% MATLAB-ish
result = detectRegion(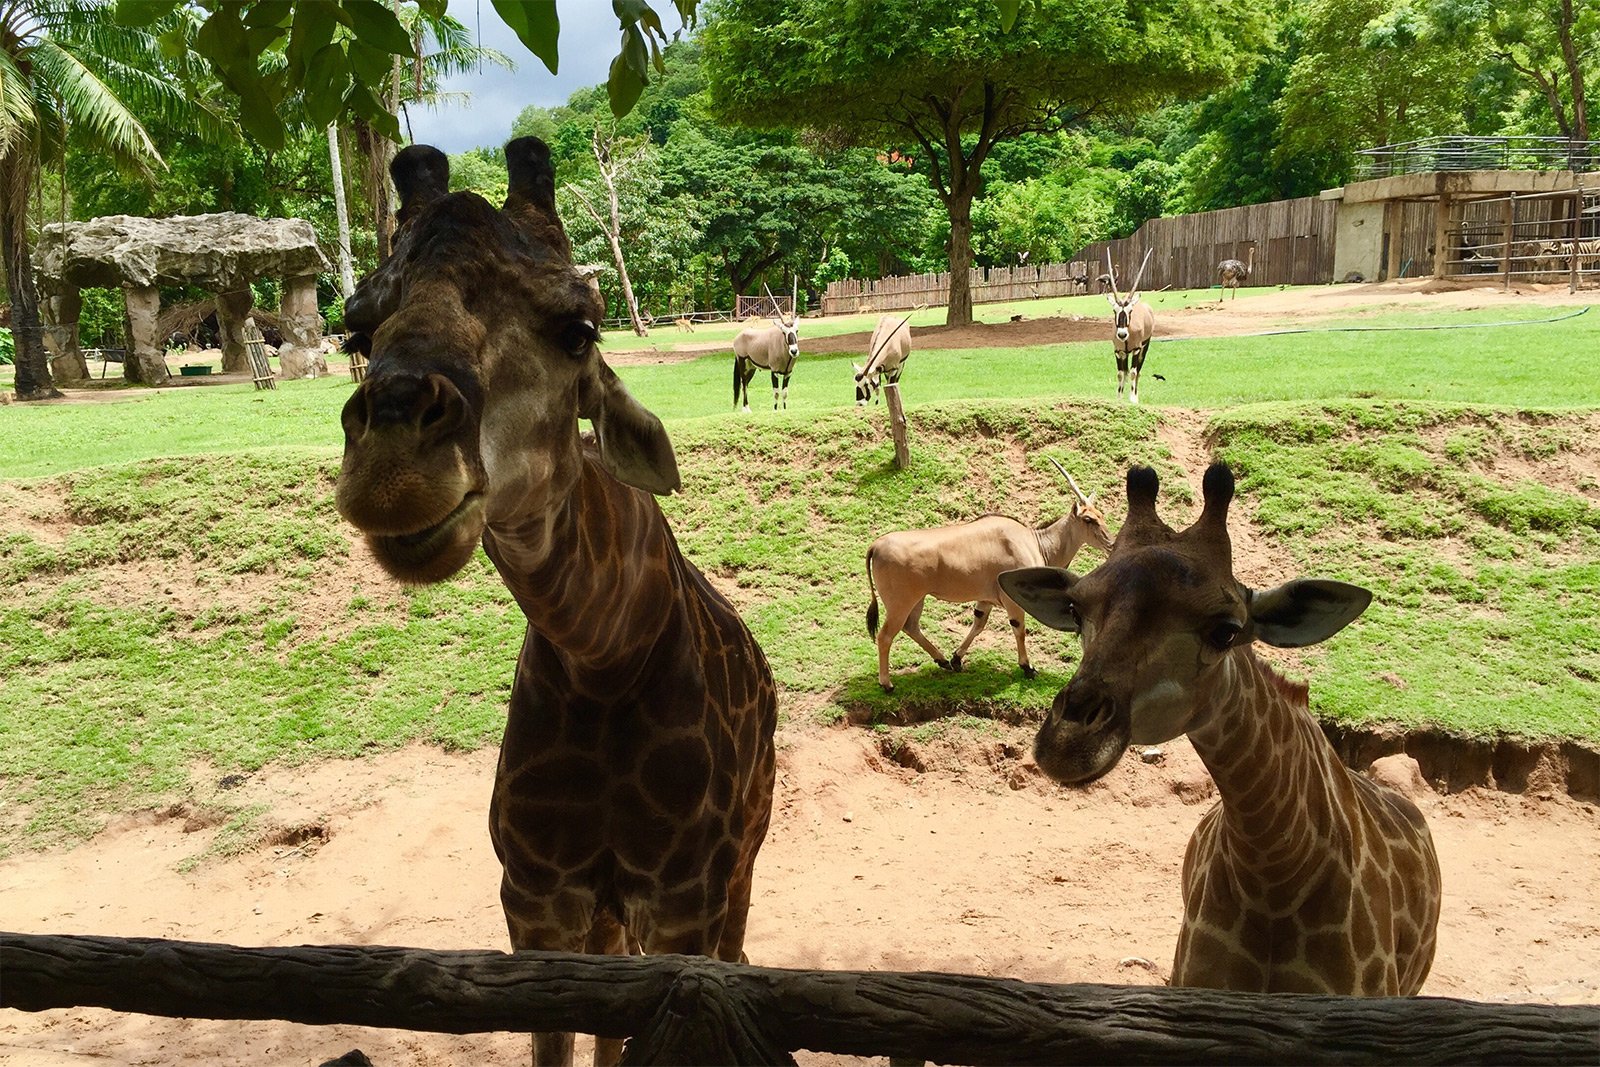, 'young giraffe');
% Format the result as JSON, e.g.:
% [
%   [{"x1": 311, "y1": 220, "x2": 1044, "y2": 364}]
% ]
[
  {"x1": 335, "y1": 139, "x2": 779, "y2": 1066},
  {"x1": 999, "y1": 462, "x2": 1440, "y2": 995}
]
